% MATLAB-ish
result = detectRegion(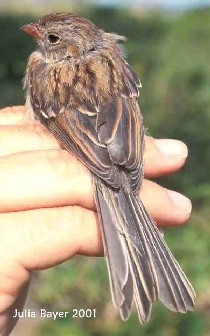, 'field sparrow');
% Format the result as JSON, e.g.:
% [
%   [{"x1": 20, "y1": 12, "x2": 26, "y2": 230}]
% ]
[{"x1": 20, "y1": 12, "x2": 195, "y2": 323}]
